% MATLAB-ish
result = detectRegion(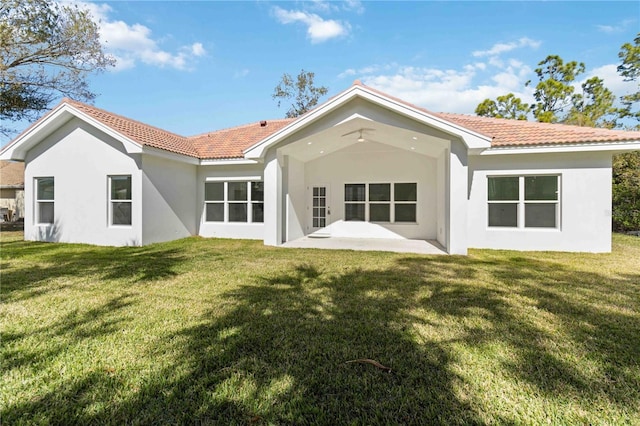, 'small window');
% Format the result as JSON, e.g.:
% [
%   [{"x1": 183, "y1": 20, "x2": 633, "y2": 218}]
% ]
[
  {"x1": 394, "y1": 183, "x2": 417, "y2": 223},
  {"x1": 110, "y1": 175, "x2": 132, "y2": 226},
  {"x1": 35, "y1": 177, "x2": 54, "y2": 224},
  {"x1": 369, "y1": 184, "x2": 390, "y2": 222},
  {"x1": 205, "y1": 182, "x2": 224, "y2": 222},
  {"x1": 345, "y1": 184, "x2": 366, "y2": 221},
  {"x1": 251, "y1": 182, "x2": 264, "y2": 223},
  {"x1": 487, "y1": 175, "x2": 559, "y2": 229}
]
